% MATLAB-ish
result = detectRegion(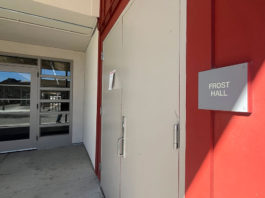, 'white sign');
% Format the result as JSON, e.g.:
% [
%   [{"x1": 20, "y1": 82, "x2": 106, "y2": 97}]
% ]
[
  {"x1": 108, "y1": 70, "x2": 116, "y2": 90},
  {"x1": 198, "y1": 63, "x2": 250, "y2": 112}
]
